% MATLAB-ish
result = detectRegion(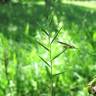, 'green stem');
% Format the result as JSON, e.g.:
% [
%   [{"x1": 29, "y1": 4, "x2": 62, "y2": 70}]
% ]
[{"x1": 49, "y1": 36, "x2": 53, "y2": 96}]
